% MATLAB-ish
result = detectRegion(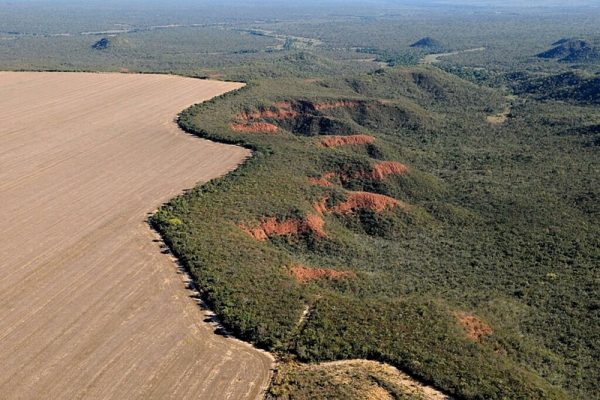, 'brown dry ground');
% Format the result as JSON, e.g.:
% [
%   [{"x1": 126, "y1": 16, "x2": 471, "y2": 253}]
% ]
[
  {"x1": 0, "y1": 72, "x2": 273, "y2": 400},
  {"x1": 323, "y1": 360, "x2": 452, "y2": 400},
  {"x1": 276, "y1": 360, "x2": 452, "y2": 400}
]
